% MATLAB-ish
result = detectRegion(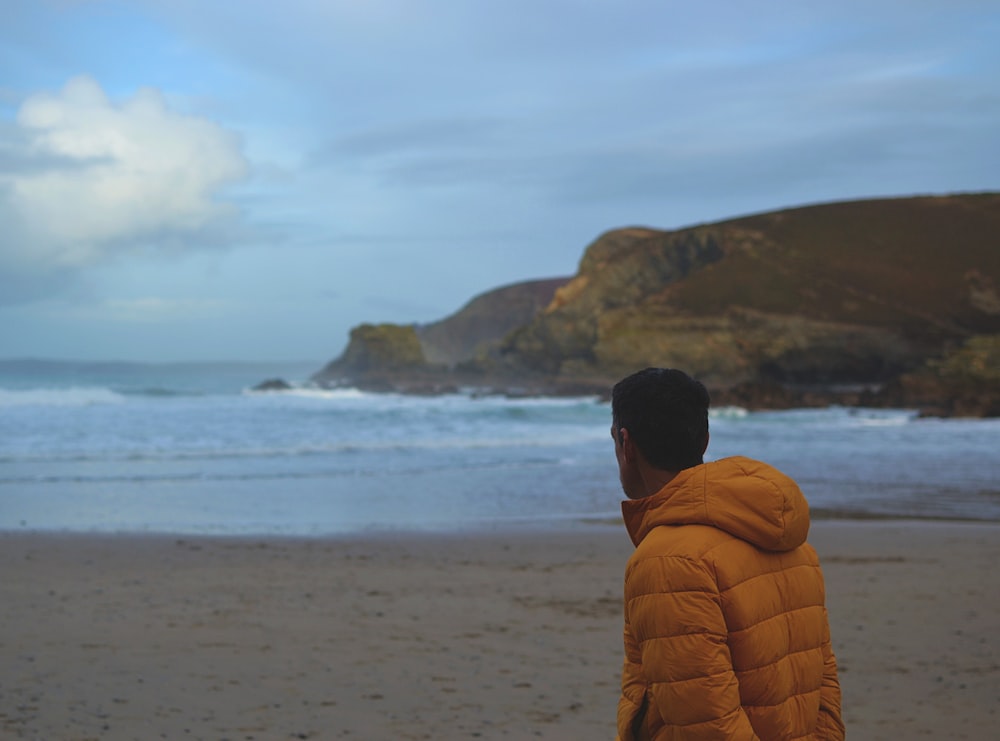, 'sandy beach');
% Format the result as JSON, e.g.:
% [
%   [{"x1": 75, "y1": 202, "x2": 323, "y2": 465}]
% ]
[{"x1": 1, "y1": 520, "x2": 997, "y2": 740}]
